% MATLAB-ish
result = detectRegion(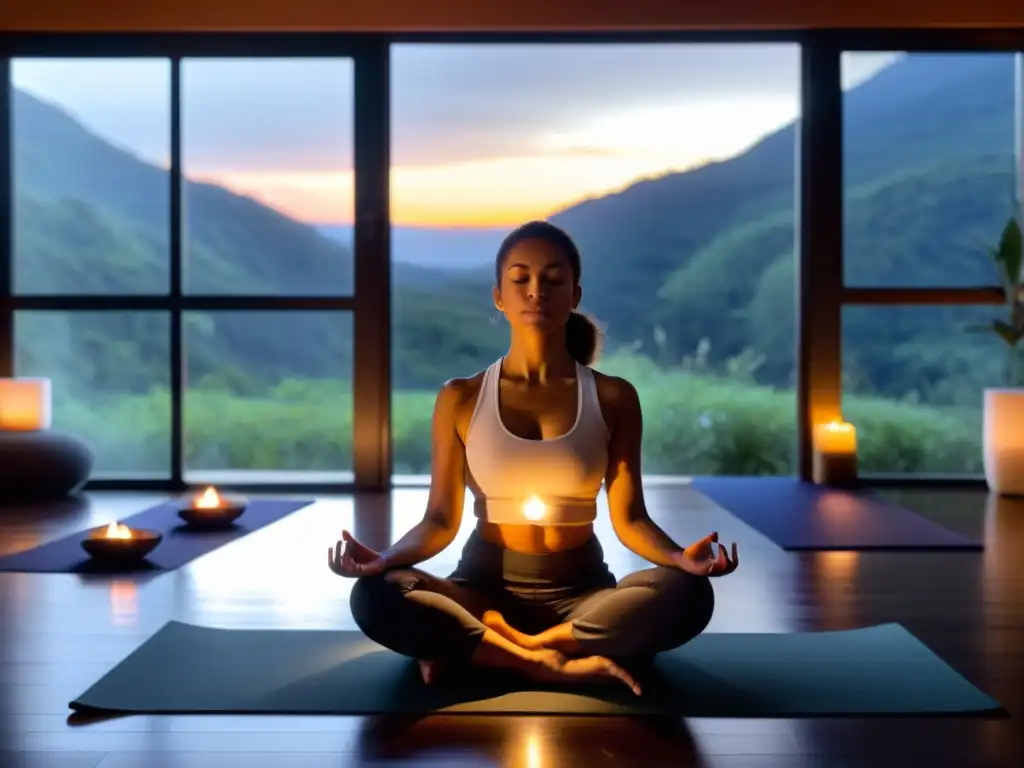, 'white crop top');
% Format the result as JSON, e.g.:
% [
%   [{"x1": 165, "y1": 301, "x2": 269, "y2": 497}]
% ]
[{"x1": 464, "y1": 358, "x2": 610, "y2": 526}]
